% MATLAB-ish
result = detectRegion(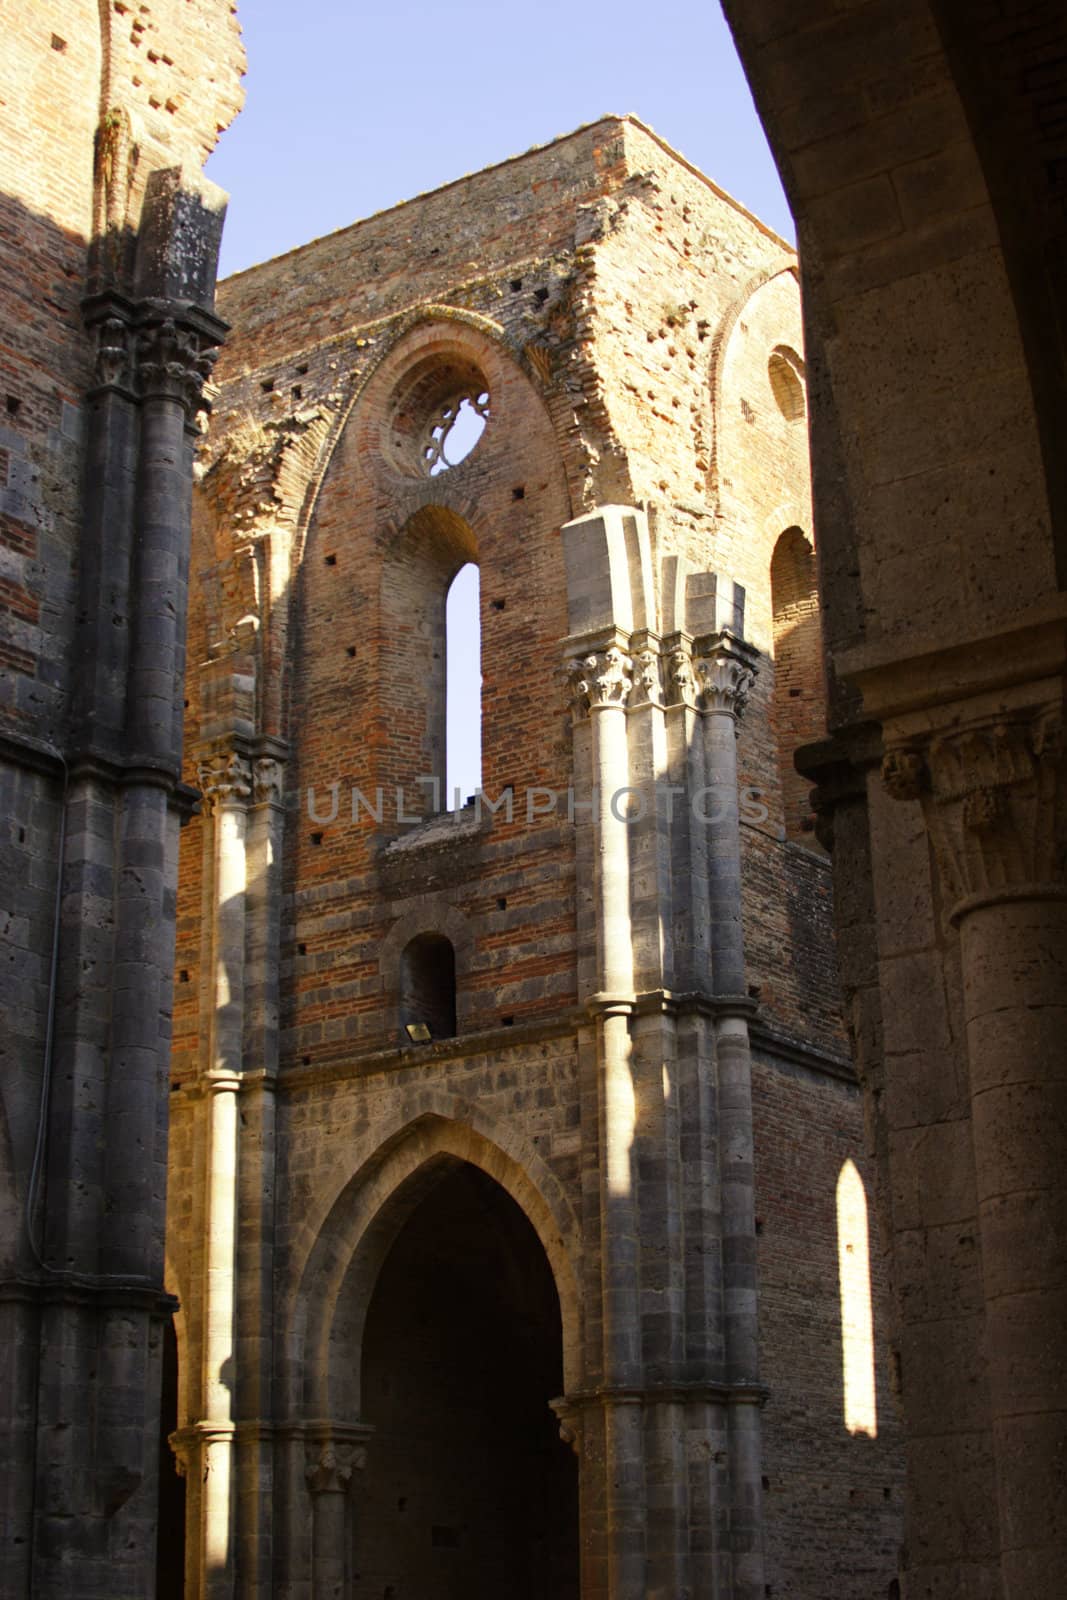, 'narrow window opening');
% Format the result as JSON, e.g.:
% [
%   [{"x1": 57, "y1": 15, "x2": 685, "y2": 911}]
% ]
[
  {"x1": 837, "y1": 1158, "x2": 878, "y2": 1438},
  {"x1": 446, "y1": 562, "x2": 481, "y2": 803},
  {"x1": 768, "y1": 345, "x2": 806, "y2": 421},
  {"x1": 399, "y1": 933, "x2": 456, "y2": 1040},
  {"x1": 771, "y1": 527, "x2": 824, "y2": 844}
]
